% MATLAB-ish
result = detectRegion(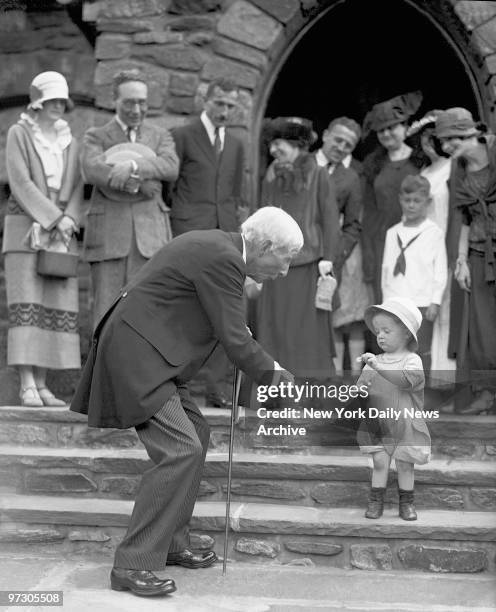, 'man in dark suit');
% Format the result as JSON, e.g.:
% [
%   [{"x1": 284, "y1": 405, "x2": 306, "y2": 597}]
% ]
[
  {"x1": 81, "y1": 70, "x2": 179, "y2": 329},
  {"x1": 168, "y1": 78, "x2": 248, "y2": 407},
  {"x1": 70, "y1": 207, "x2": 303, "y2": 597}
]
